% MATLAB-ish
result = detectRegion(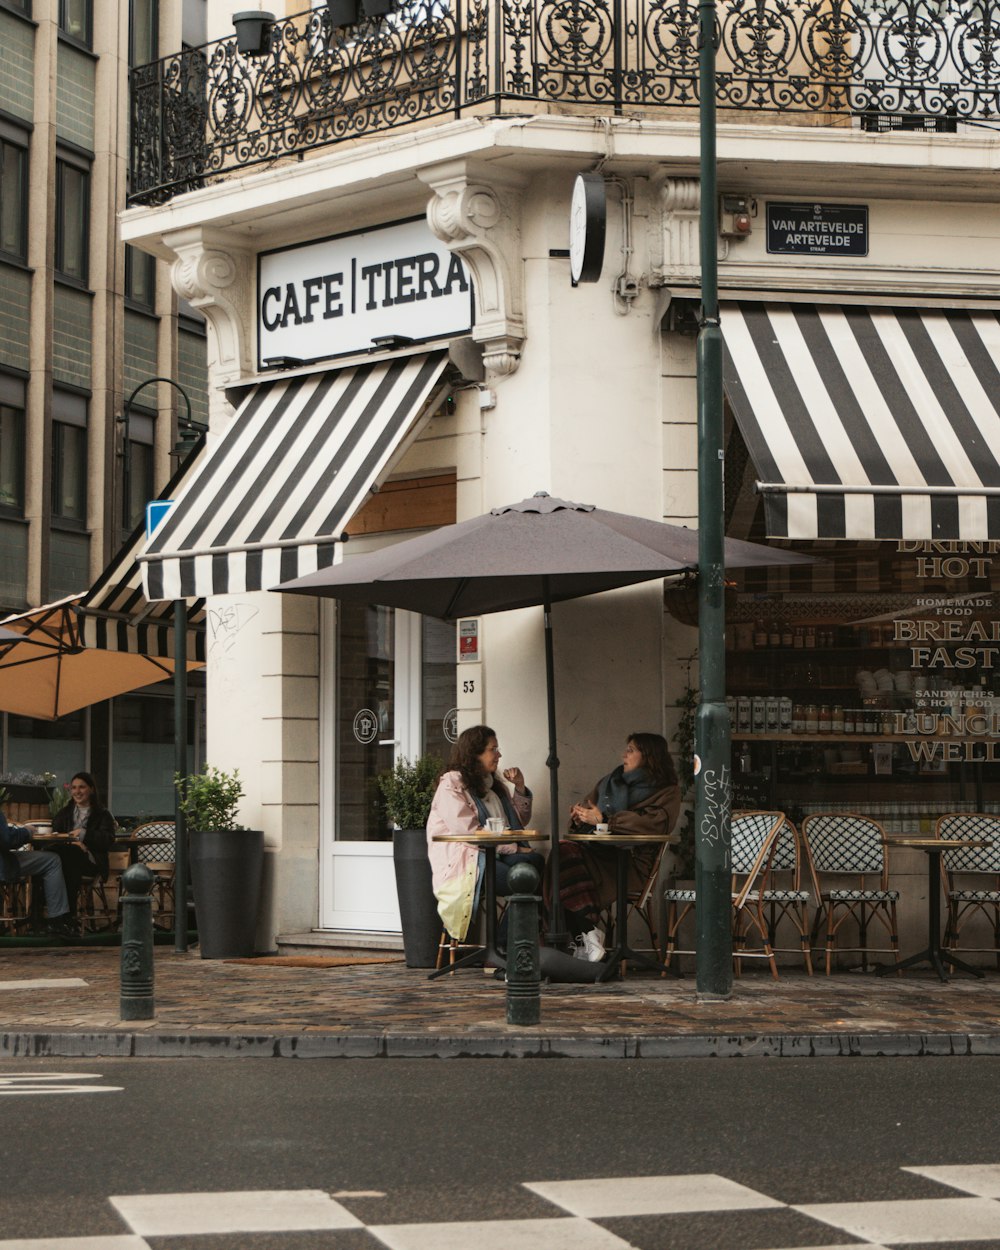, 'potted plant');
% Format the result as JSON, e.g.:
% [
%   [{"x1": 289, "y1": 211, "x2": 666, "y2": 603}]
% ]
[
  {"x1": 377, "y1": 754, "x2": 442, "y2": 968},
  {"x1": 176, "y1": 766, "x2": 264, "y2": 959}
]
